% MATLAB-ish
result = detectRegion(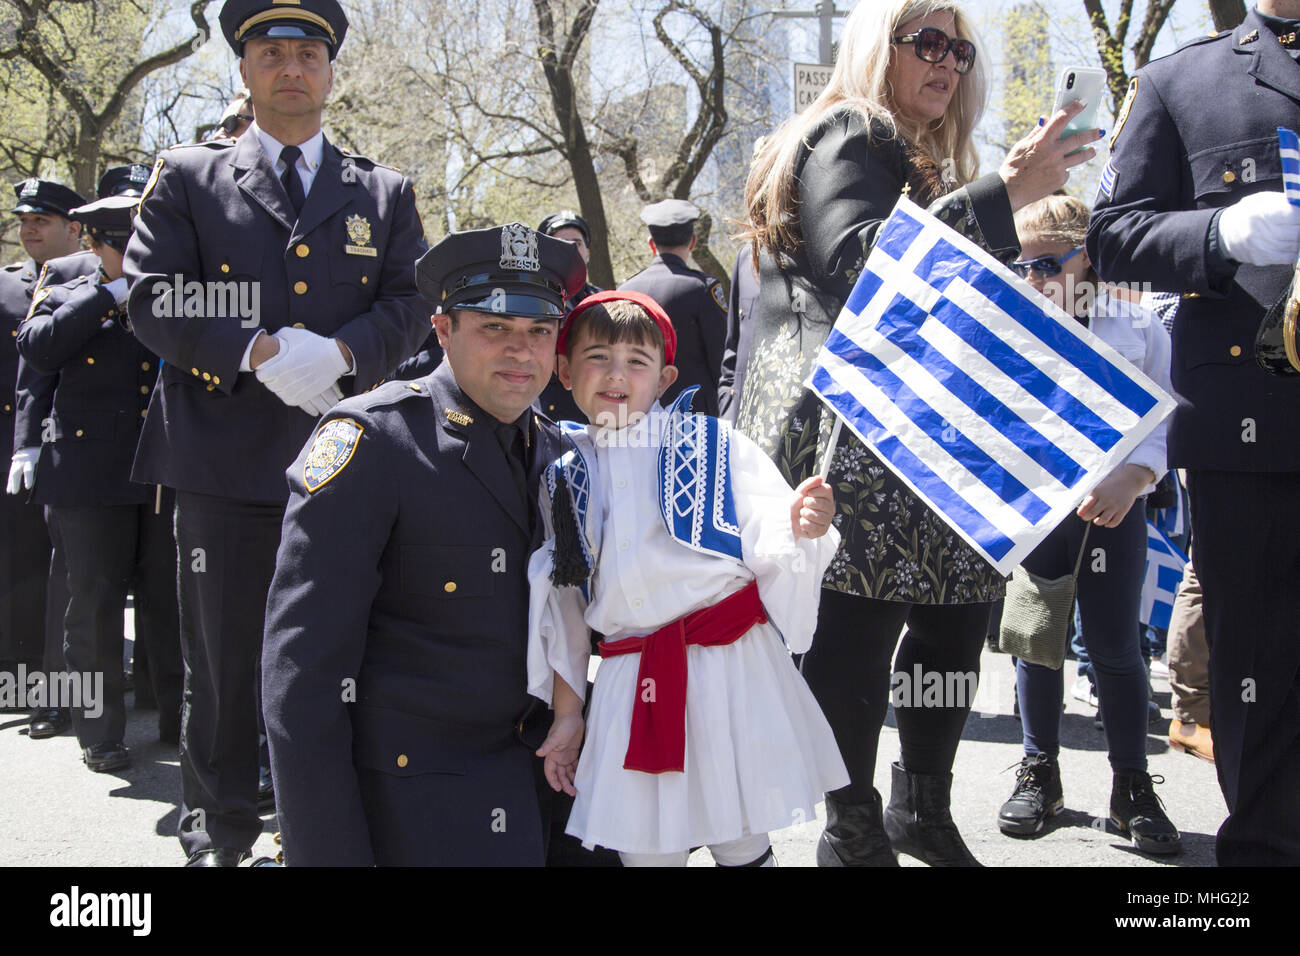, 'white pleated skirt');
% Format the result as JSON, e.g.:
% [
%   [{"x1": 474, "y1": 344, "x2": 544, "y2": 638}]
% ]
[{"x1": 566, "y1": 622, "x2": 849, "y2": 855}]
